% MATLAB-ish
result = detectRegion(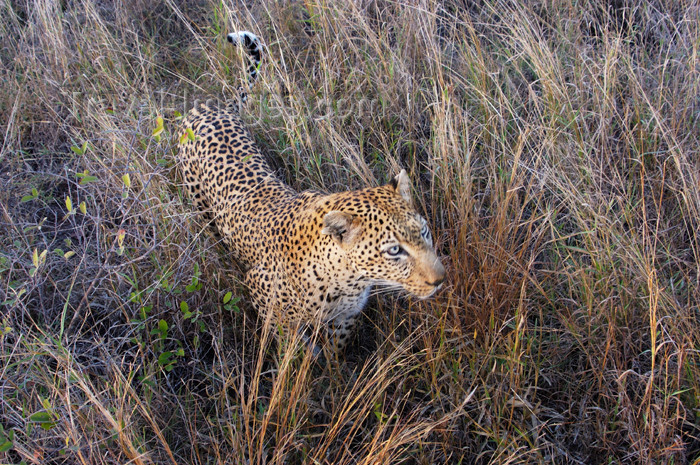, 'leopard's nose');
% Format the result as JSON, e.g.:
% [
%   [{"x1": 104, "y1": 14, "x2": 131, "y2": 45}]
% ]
[
  {"x1": 426, "y1": 260, "x2": 446, "y2": 287},
  {"x1": 422, "y1": 251, "x2": 446, "y2": 289},
  {"x1": 435, "y1": 259, "x2": 446, "y2": 283}
]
